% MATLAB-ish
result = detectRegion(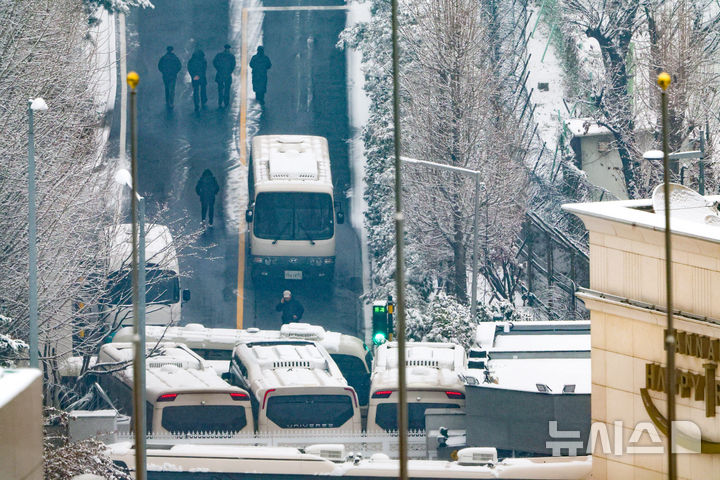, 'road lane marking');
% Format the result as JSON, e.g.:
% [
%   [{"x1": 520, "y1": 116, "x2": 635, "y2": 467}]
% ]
[
  {"x1": 245, "y1": 5, "x2": 348, "y2": 12},
  {"x1": 237, "y1": 7, "x2": 249, "y2": 330}
]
